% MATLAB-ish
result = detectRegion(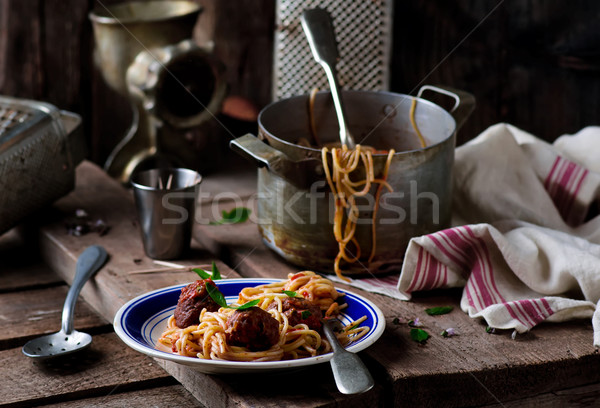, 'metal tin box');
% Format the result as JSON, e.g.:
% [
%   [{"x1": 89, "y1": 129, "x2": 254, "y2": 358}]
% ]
[{"x1": 0, "y1": 95, "x2": 85, "y2": 234}]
